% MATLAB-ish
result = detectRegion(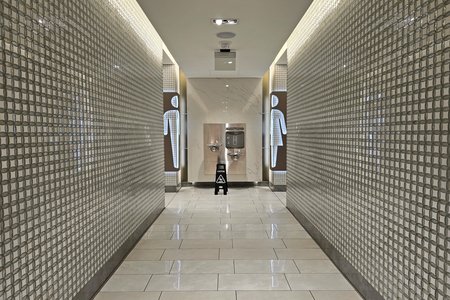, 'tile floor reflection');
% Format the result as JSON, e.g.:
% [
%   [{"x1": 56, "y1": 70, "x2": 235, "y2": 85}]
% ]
[{"x1": 95, "y1": 187, "x2": 363, "y2": 300}]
